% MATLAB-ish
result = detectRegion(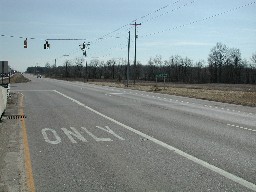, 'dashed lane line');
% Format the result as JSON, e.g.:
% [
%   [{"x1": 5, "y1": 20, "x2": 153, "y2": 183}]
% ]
[
  {"x1": 227, "y1": 124, "x2": 256, "y2": 132},
  {"x1": 124, "y1": 90, "x2": 255, "y2": 116}
]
